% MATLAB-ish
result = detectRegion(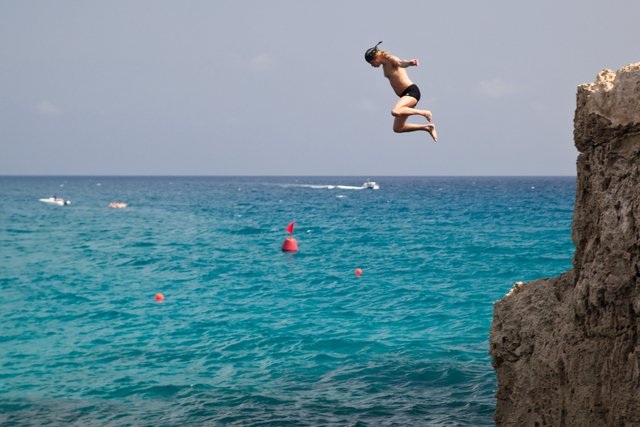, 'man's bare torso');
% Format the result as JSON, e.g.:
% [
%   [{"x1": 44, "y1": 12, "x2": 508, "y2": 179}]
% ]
[{"x1": 383, "y1": 55, "x2": 414, "y2": 97}]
